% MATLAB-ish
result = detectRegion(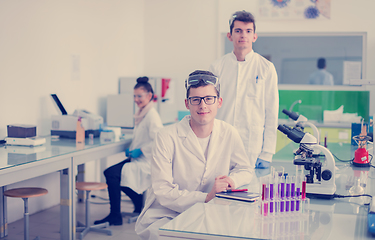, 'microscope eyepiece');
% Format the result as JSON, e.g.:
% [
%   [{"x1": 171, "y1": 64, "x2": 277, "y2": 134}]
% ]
[
  {"x1": 277, "y1": 124, "x2": 305, "y2": 143},
  {"x1": 277, "y1": 124, "x2": 291, "y2": 134},
  {"x1": 282, "y1": 109, "x2": 299, "y2": 121}
]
